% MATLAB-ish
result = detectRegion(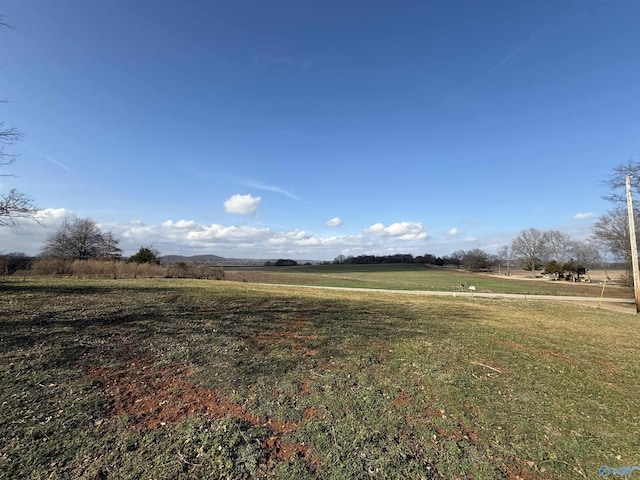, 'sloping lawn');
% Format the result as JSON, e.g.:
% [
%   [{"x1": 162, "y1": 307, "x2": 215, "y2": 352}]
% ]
[{"x1": 1, "y1": 278, "x2": 638, "y2": 479}]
